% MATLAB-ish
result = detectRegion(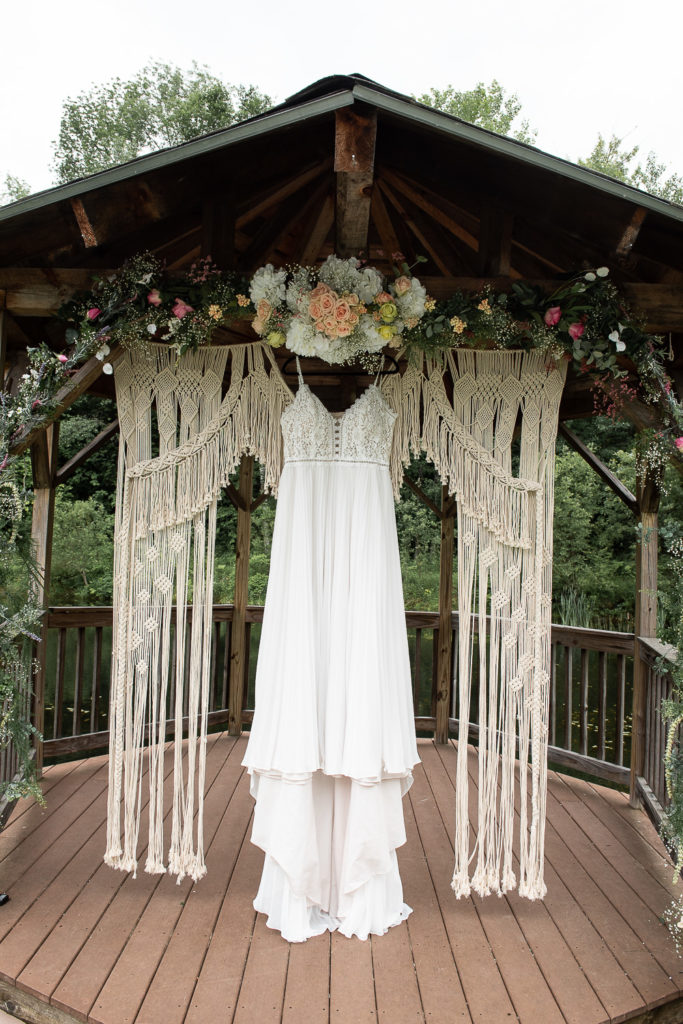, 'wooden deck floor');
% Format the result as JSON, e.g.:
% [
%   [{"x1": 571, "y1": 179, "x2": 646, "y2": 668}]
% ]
[{"x1": 0, "y1": 734, "x2": 681, "y2": 1024}]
